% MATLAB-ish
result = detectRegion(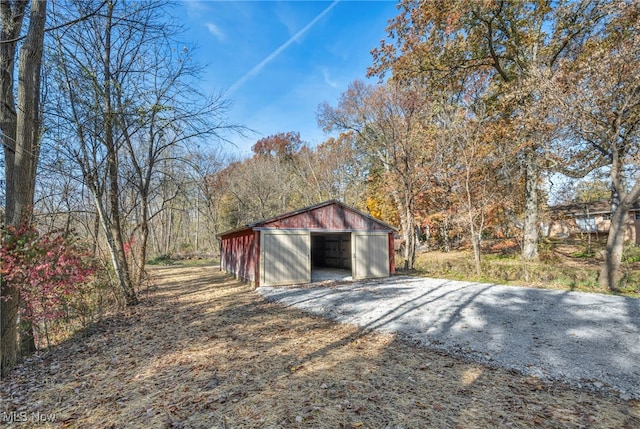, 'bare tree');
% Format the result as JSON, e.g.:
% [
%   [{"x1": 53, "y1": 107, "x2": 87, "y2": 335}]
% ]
[
  {"x1": 293, "y1": 133, "x2": 368, "y2": 208},
  {"x1": 48, "y1": 0, "x2": 238, "y2": 299},
  {"x1": 189, "y1": 150, "x2": 227, "y2": 252},
  {"x1": 1, "y1": 0, "x2": 47, "y2": 375},
  {"x1": 115, "y1": 45, "x2": 236, "y2": 285},
  {"x1": 48, "y1": 0, "x2": 145, "y2": 305}
]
